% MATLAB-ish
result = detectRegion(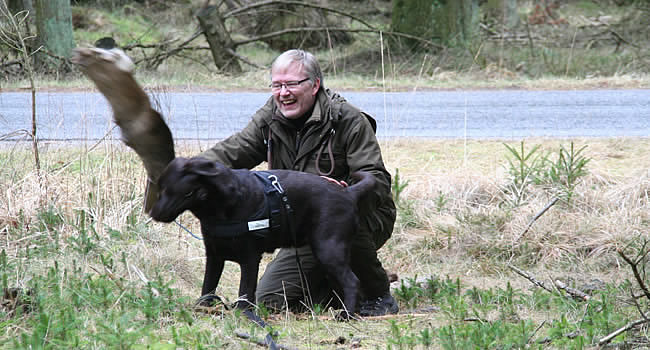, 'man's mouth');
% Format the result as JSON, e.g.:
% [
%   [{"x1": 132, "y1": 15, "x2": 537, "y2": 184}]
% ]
[{"x1": 280, "y1": 98, "x2": 296, "y2": 106}]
